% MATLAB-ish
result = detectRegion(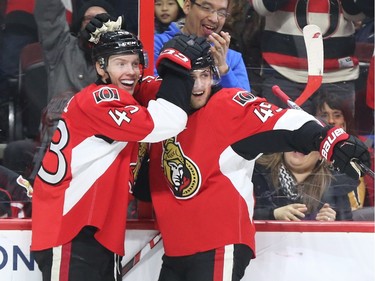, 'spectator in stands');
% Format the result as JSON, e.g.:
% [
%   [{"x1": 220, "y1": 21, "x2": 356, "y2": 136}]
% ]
[
  {"x1": 0, "y1": 165, "x2": 32, "y2": 218},
  {"x1": 155, "y1": 0, "x2": 185, "y2": 34},
  {"x1": 2, "y1": 0, "x2": 118, "y2": 178},
  {"x1": 39, "y1": 0, "x2": 117, "y2": 101},
  {"x1": 253, "y1": 152, "x2": 356, "y2": 221},
  {"x1": 351, "y1": 0, "x2": 374, "y2": 136},
  {"x1": 251, "y1": 0, "x2": 366, "y2": 115},
  {"x1": 112, "y1": 0, "x2": 139, "y2": 35},
  {"x1": 315, "y1": 91, "x2": 374, "y2": 220},
  {"x1": 154, "y1": 0, "x2": 251, "y2": 91},
  {"x1": 351, "y1": 0, "x2": 374, "y2": 44},
  {"x1": 222, "y1": 0, "x2": 264, "y2": 95}
]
